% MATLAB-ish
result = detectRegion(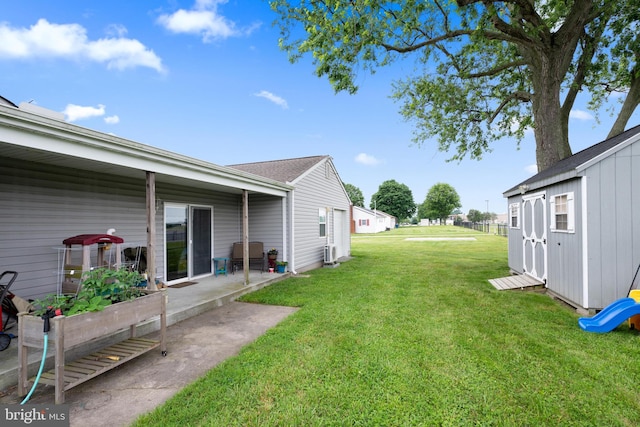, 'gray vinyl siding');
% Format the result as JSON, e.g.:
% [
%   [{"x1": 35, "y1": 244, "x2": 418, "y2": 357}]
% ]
[
  {"x1": 584, "y1": 141, "x2": 640, "y2": 309},
  {"x1": 1, "y1": 156, "x2": 287, "y2": 299},
  {"x1": 247, "y1": 193, "x2": 285, "y2": 260},
  {"x1": 292, "y1": 160, "x2": 350, "y2": 272},
  {"x1": 1, "y1": 157, "x2": 151, "y2": 300},
  {"x1": 545, "y1": 179, "x2": 583, "y2": 308}
]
